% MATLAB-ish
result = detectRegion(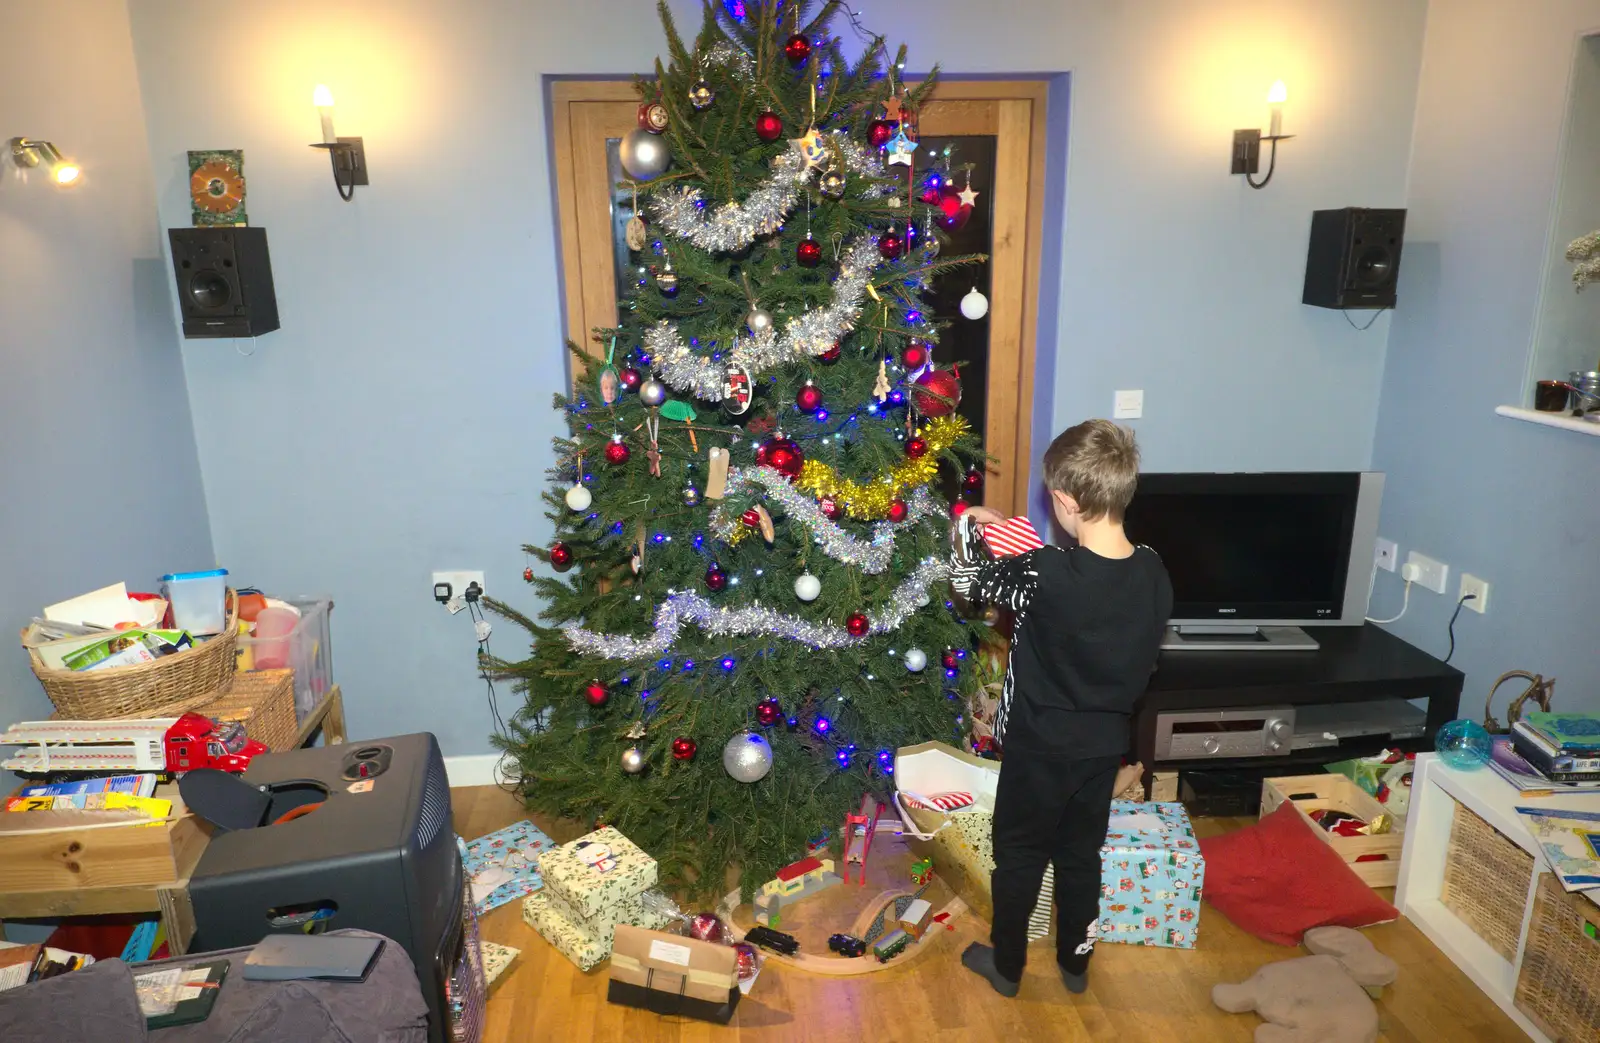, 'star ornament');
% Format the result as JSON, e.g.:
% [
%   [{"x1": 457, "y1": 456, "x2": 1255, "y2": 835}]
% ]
[
  {"x1": 958, "y1": 183, "x2": 980, "y2": 207},
  {"x1": 886, "y1": 128, "x2": 917, "y2": 167},
  {"x1": 792, "y1": 127, "x2": 828, "y2": 170}
]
